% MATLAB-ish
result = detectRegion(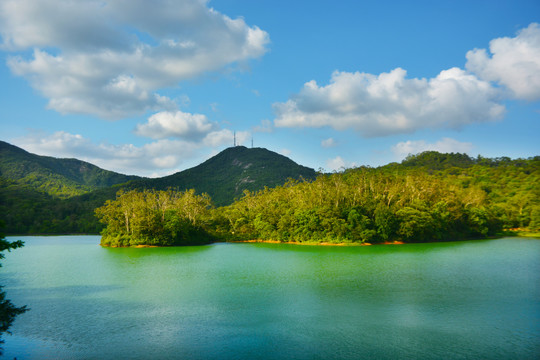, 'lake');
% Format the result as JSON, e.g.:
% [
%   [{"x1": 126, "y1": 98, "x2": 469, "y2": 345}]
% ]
[{"x1": 1, "y1": 236, "x2": 539, "y2": 359}]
